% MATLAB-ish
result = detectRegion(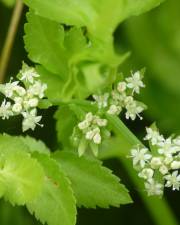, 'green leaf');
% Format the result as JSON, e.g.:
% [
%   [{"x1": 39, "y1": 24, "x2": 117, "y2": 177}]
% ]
[
  {"x1": 19, "y1": 136, "x2": 50, "y2": 155},
  {"x1": 0, "y1": 148, "x2": 44, "y2": 206},
  {"x1": 53, "y1": 151, "x2": 132, "y2": 208},
  {"x1": 38, "y1": 99, "x2": 52, "y2": 109},
  {"x1": 24, "y1": 11, "x2": 127, "y2": 101},
  {"x1": 0, "y1": 134, "x2": 50, "y2": 155},
  {"x1": 24, "y1": 11, "x2": 70, "y2": 77},
  {"x1": 36, "y1": 66, "x2": 65, "y2": 101},
  {"x1": 55, "y1": 106, "x2": 77, "y2": 148},
  {"x1": 27, "y1": 153, "x2": 77, "y2": 225},
  {"x1": 24, "y1": 0, "x2": 165, "y2": 39}
]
